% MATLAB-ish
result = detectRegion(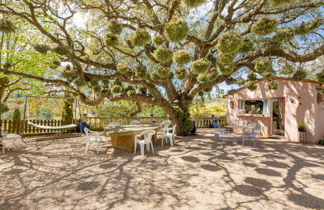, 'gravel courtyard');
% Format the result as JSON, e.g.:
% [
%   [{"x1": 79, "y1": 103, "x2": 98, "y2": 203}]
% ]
[{"x1": 1, "y1": 129, "x2": 324, "y2": 209}]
